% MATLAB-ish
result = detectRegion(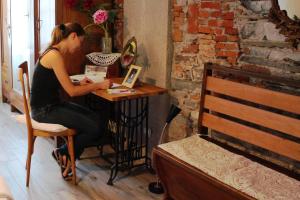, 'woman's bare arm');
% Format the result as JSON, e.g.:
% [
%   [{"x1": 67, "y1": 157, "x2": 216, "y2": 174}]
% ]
[{"x1": 44, "y1": 50, "x2": 111, "y2": 97}]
